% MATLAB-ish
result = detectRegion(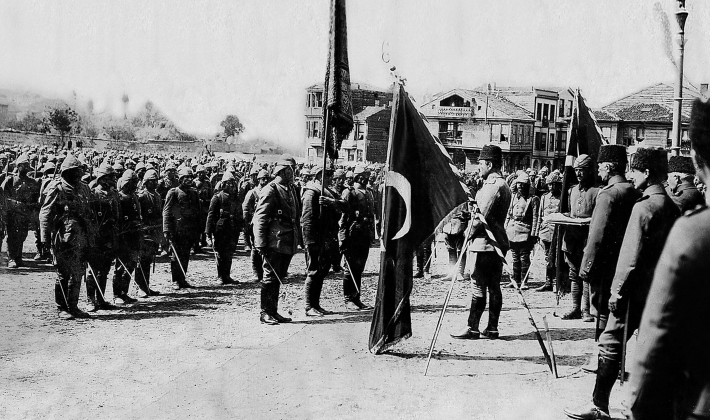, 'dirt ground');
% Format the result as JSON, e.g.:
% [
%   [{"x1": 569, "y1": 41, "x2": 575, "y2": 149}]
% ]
[{"x1": 0, "y1": 234, "x2": 638, "y2": 419}]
